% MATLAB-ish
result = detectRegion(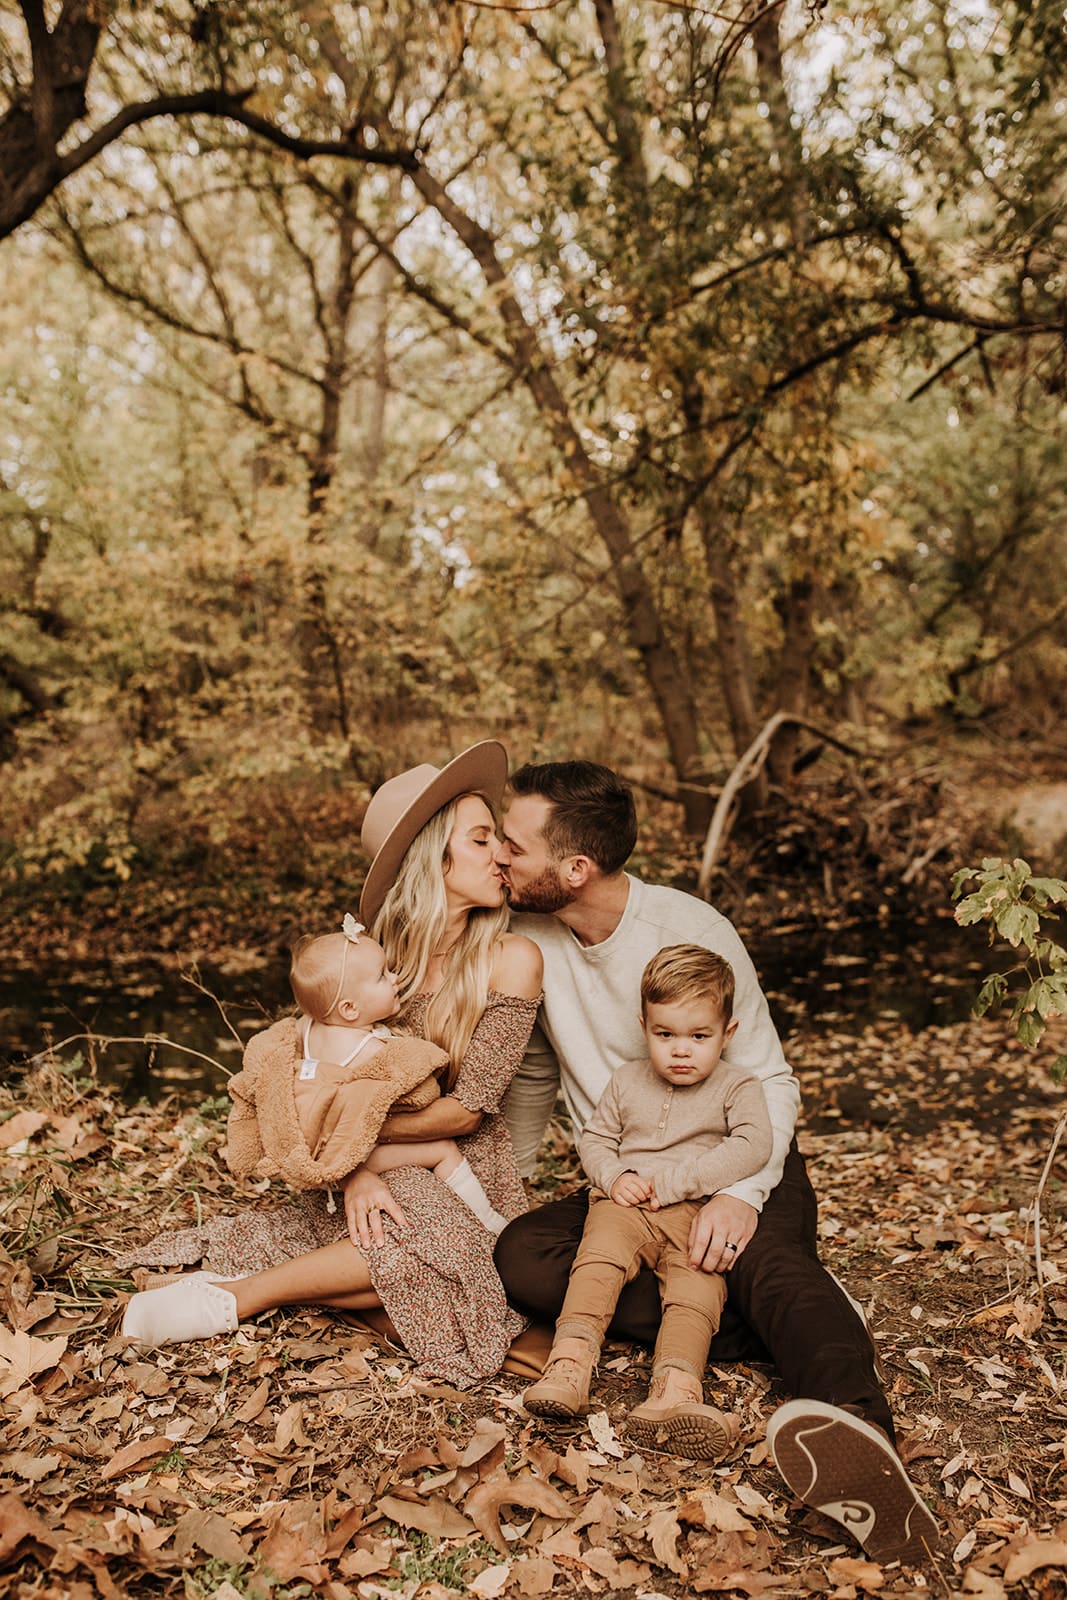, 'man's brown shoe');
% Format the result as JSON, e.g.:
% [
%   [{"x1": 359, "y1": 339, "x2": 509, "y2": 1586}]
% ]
[{"x1": 767, "y1": 1400, "x2": 939, "y2": 1564}]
